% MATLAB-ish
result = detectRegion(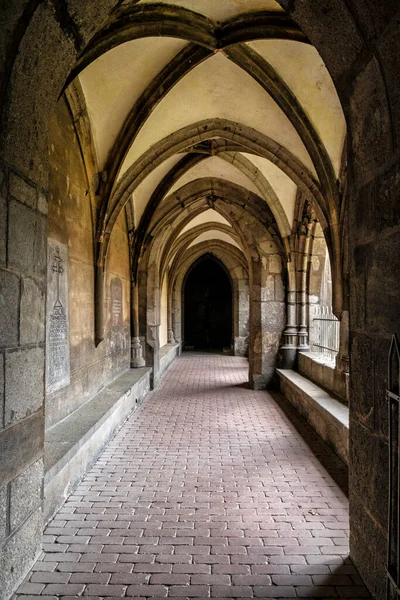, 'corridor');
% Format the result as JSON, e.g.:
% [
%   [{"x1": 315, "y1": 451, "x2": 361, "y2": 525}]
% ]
[{"x1": 15, "y1": 354, "x2": 369, "y2": 599}]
